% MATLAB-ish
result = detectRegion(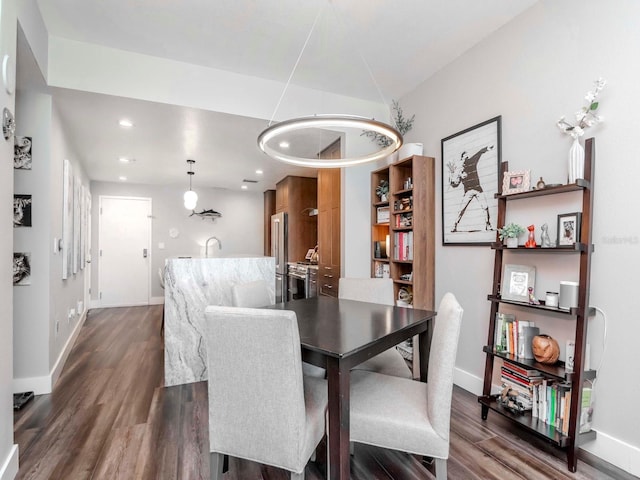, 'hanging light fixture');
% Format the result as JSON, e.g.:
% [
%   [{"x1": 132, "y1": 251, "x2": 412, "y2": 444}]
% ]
[
  {"x1": 257, "y1": 3, "x2": 402, "y2": 168},
  {"x1": 184, "y1": 159, "x2": 198, "y2": 210}
]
